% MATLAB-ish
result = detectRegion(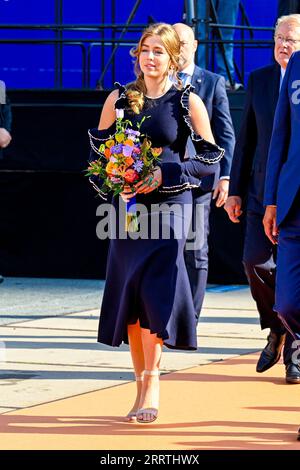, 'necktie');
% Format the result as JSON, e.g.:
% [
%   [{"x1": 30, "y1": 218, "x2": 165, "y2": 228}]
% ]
[{"x1": 178, "y1": 72, "x2": 189, "y2": 86}]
